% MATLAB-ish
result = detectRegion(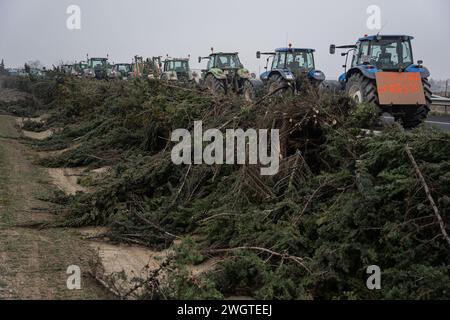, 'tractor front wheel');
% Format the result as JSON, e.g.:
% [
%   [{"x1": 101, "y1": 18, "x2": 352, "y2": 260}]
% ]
[
  {"x1": 243, "y1": 80, "x2": 256, "y2": 102},
  {"x1": 205, "y1": 74, "x2": 226, "y2": 96}
]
